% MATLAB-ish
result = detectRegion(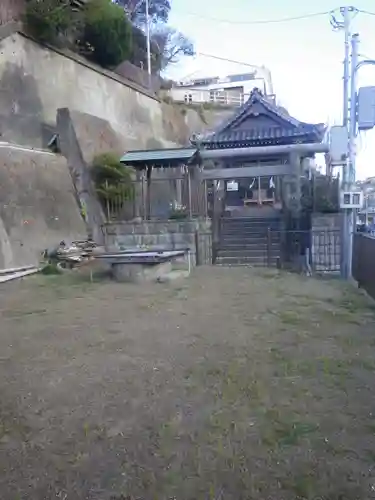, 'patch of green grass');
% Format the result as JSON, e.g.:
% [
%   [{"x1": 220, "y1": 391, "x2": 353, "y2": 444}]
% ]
[
  {"x1": 320, "y1": 307, "x2": 363, "y2": 325},
  {"x1": 255, "y1": 269, "x2": 282, "y2": 280},
  {"x1": 357, "y1": 359, "x2": 375, "y2": 371},
  {"x1": 364, "y1": 448, "x2": 375, "y2": 463},
  {"x1": 261, "y1": 412, "x2": 319, "y2": 448},
  {"x1": 2, "y1": 308, "x2": 47, "y2": 318},
  {"x1": 338, "y1": 334, "x2": 363, "y2": 349},
  {"x1": 185, "y1": 357, "x2": 266, "y2": 405},
  {"x1": 332, "y1": 287, "x2": 375, "y2": 314},
  {"x1": 278, "y1": 310, "x2": 304, "y2": 325},
  {"x1": 40, "y1": 263, "x2": 61, "y2": 275},
  {"x1": 0, "y1": 413, "x2": 31, "y2": 442},
  {"x1": 319, "y1": 357, "x2": 351, "y2": 377},
  {"x1": 280, "y1": 471, "x2": 317, "y2": 499},
  {"x1": 269, "y1": 348, "x2": 316, "y2": 377},
  {"x1": 33, "y1": 273, "x2": 99, "y2": 291}
]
